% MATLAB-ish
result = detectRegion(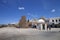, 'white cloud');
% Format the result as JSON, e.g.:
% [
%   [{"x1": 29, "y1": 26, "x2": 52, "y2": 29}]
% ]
[
  {"x1": 51, "y1": 9, "x2": 56, "y2": 12},
  {"x1": 18, "y1": 7, "x2": 24, "y2": 10}
]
